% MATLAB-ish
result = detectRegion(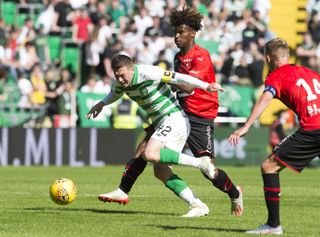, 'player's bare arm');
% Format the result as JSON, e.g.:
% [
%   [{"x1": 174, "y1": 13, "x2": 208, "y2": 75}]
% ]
[
  {"x1": 229, "y1": 91, "x2": 274, "y2": 146},
  {"x1": 86, "y1": 101, "x2": 105, "y2": 119},
  {"x1": 87, "y1": 92, "x2": 121, "y2": 119}
]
